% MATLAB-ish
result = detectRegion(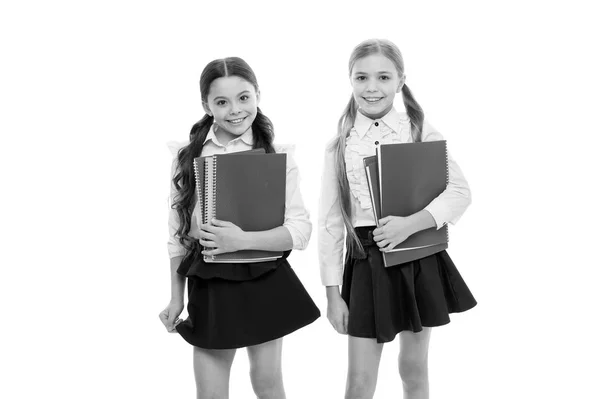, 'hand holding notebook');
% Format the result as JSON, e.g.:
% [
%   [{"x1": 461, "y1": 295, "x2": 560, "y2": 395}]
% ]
[
  {"x1": 193, "y1": 150, "x2": 287, "y2": 263},
  {"x1": 364, "y1": 141, "x2": 449, "y2": 267}
]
